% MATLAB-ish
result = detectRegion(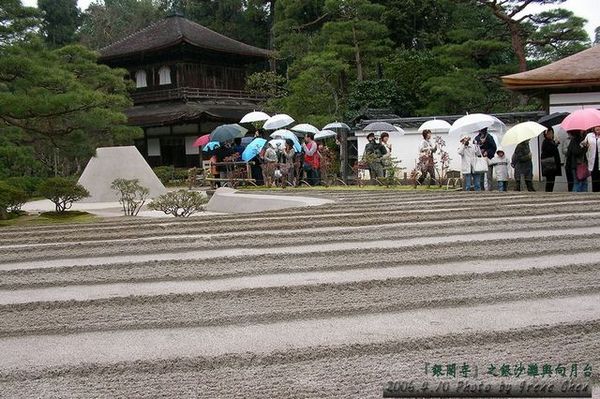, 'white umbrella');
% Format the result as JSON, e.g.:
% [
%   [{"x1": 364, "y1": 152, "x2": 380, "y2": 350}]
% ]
[
  {"x1": 323, "y1": 122, "x2": 350, "y2": 130},
  {"x1": 315, "y1": 130, "x2": 337, "y2": 140},
  {"x1": 363, "y1": 122, "x2": 397, "y2": 132},
  {"x1": 291, "y1": 123, "x2": 320, "y2": 135},
  {"x1": 270, "y1": 129, "x2": 299, "y2": 143},
  {"x1": 393, "y1": 125, "x2": 406, "y2": 135},
  {"x1": 269, "y1": 139, "x2": 285, "y2": 149},
  {"x1": 449, "y1": 113, "x2": 506, "y2": 136},
  {"x1": 418, "y1": 119, "x2": 452, "y2": 133},
  {"x1": 240, "y1": 111, "x2": 270, "y2": 124},
  {"x1": 501, "y1": 121, "x2": 547, "y2": 146},
  {"x1": 263, "y1": 114, "x2": 294, "y2": 130}
]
